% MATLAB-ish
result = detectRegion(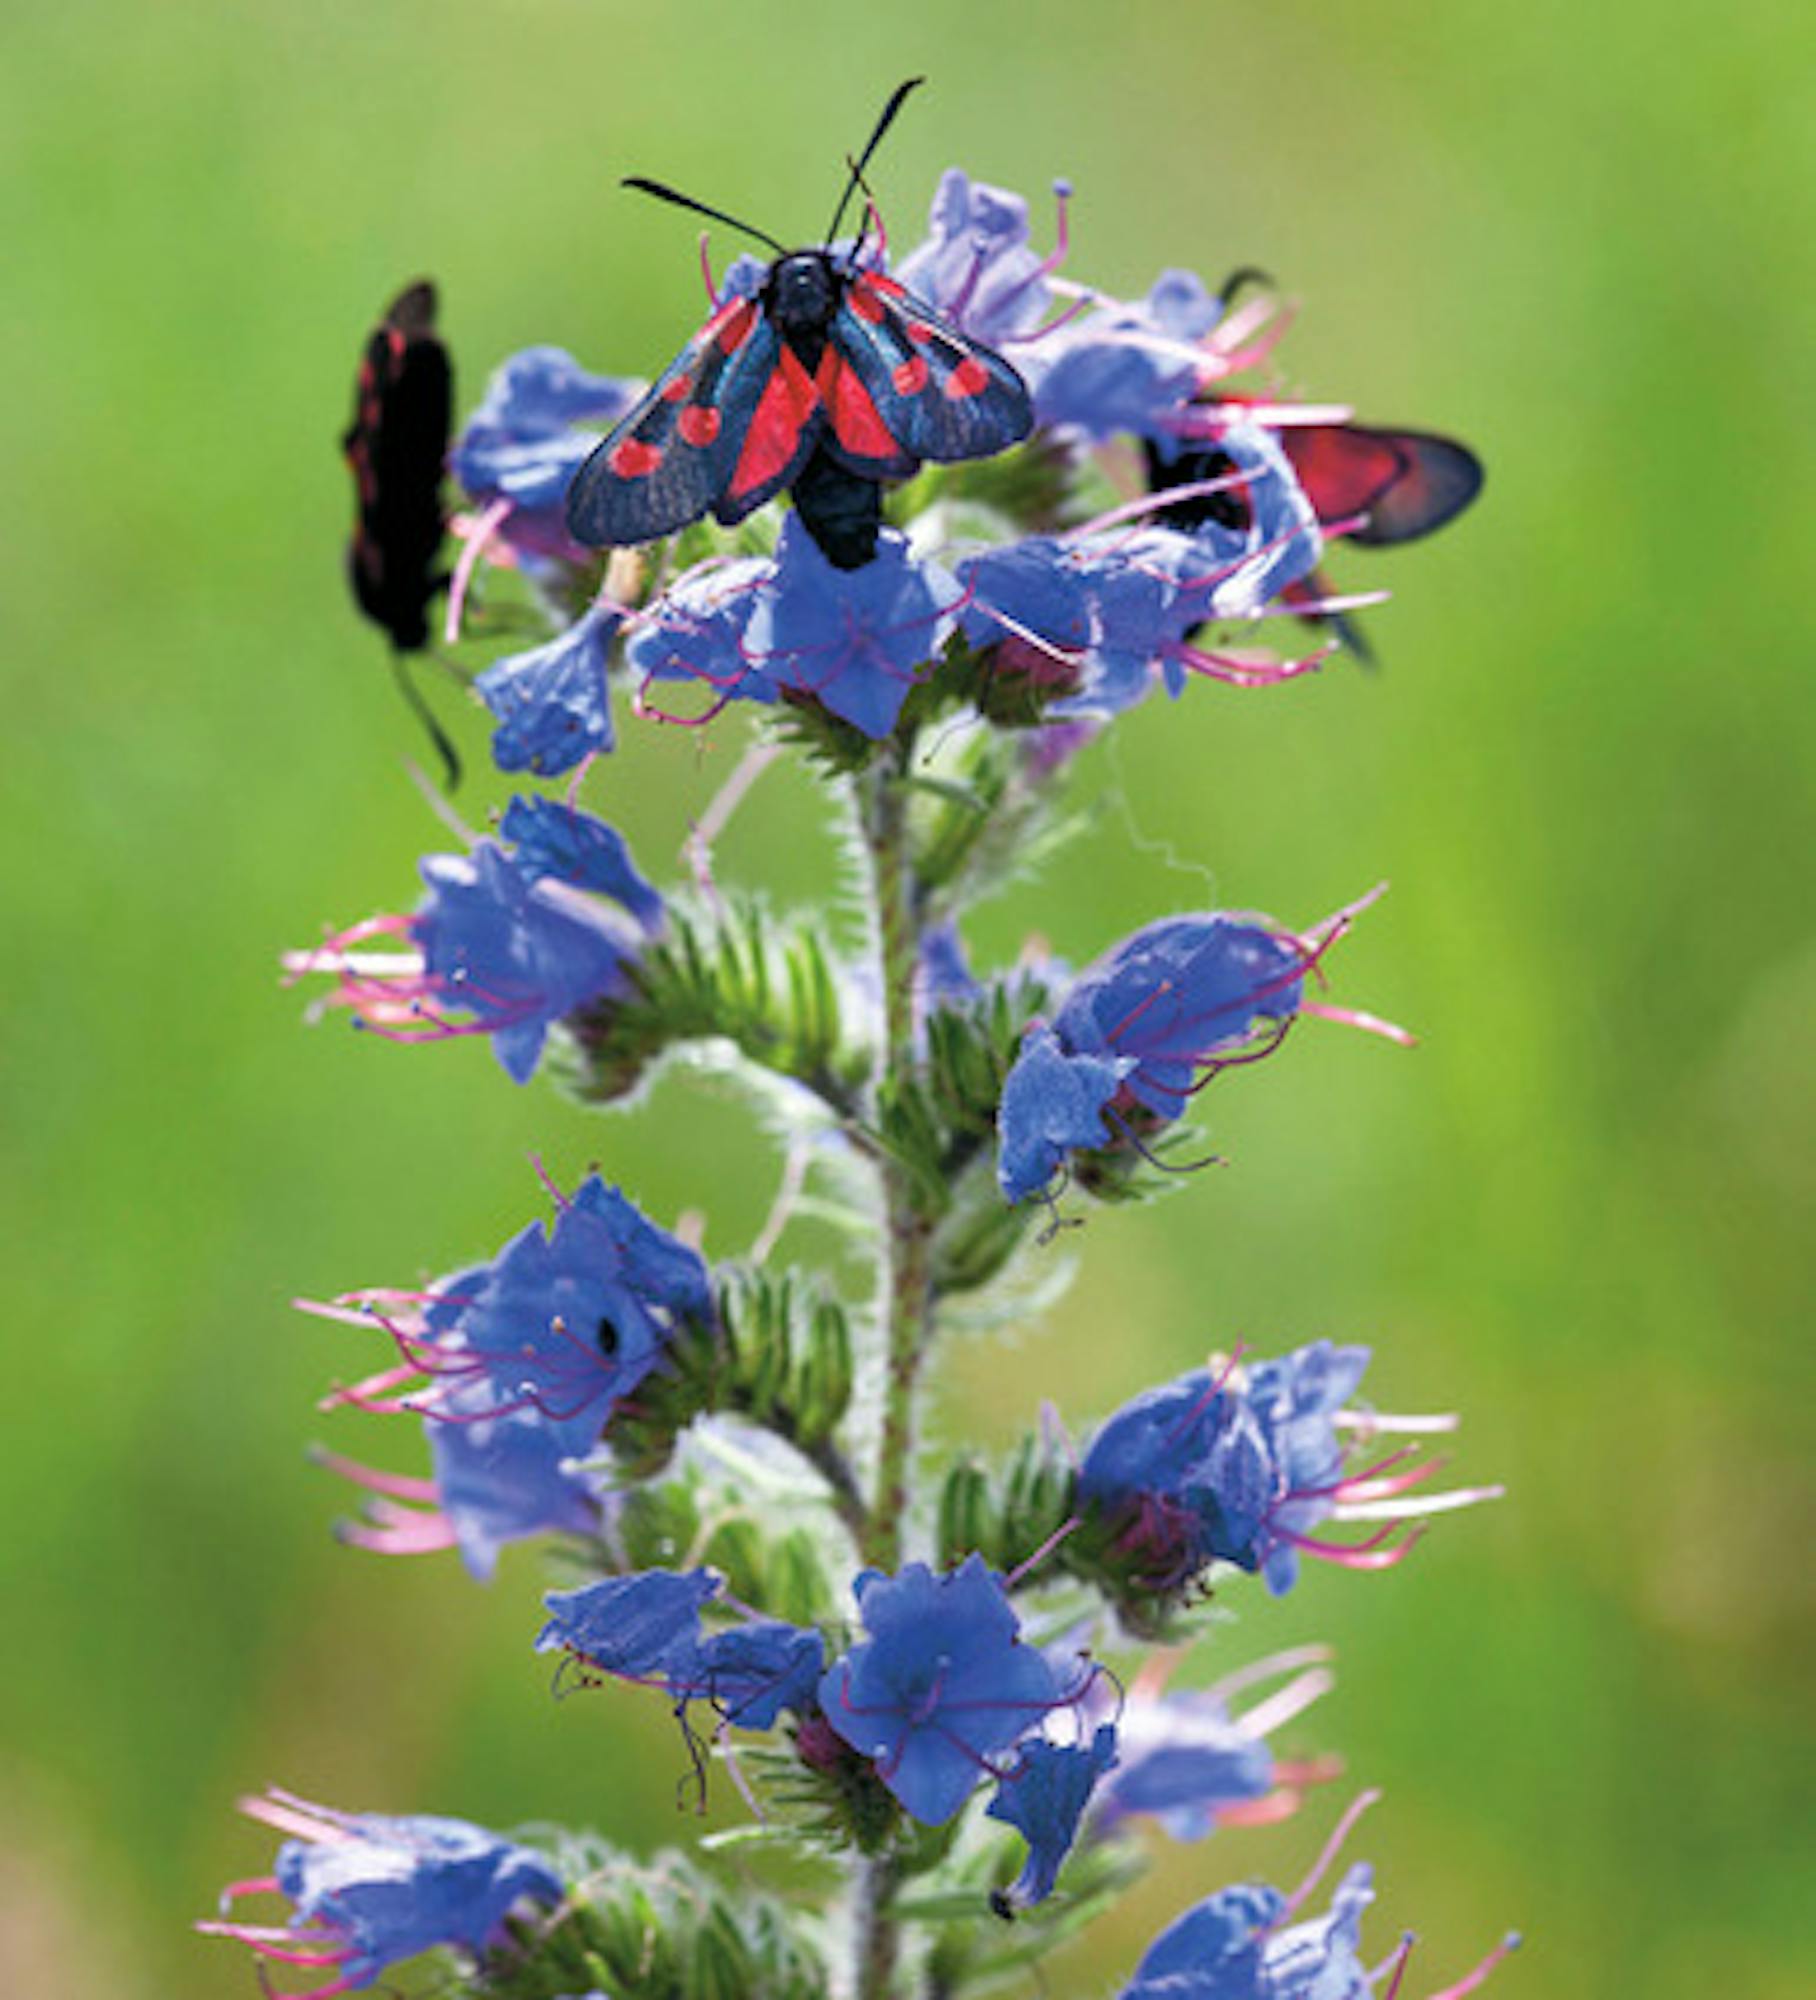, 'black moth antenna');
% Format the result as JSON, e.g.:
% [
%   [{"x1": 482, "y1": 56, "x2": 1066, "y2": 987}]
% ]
[
  {"x1": 620, "y1": 176, "x2": 787, "y2": 257},
  {"x1": 824, "y1": 75, "x2": 924, "y2": 247}
]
